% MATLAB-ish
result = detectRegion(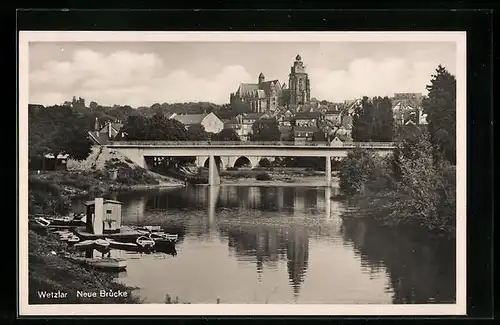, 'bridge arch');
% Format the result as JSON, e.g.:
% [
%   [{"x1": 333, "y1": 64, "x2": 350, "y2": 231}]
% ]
[
  {"x1": 203, "y1": 156, "x2": 224, "y2": 171},
  {"x1": 233, "y1": 156, "x2": 252, "y2": 168}
]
